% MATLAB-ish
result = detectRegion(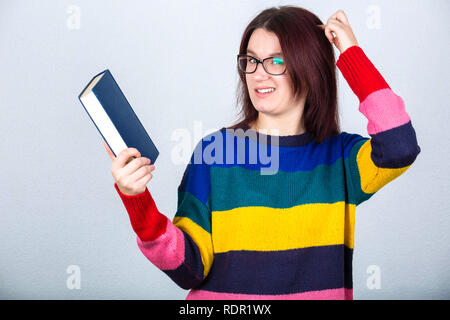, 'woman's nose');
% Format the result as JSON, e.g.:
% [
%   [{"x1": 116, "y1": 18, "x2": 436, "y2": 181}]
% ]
[{"x1": 253, "y1": 62, "x2": 270, "y2": 80}]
